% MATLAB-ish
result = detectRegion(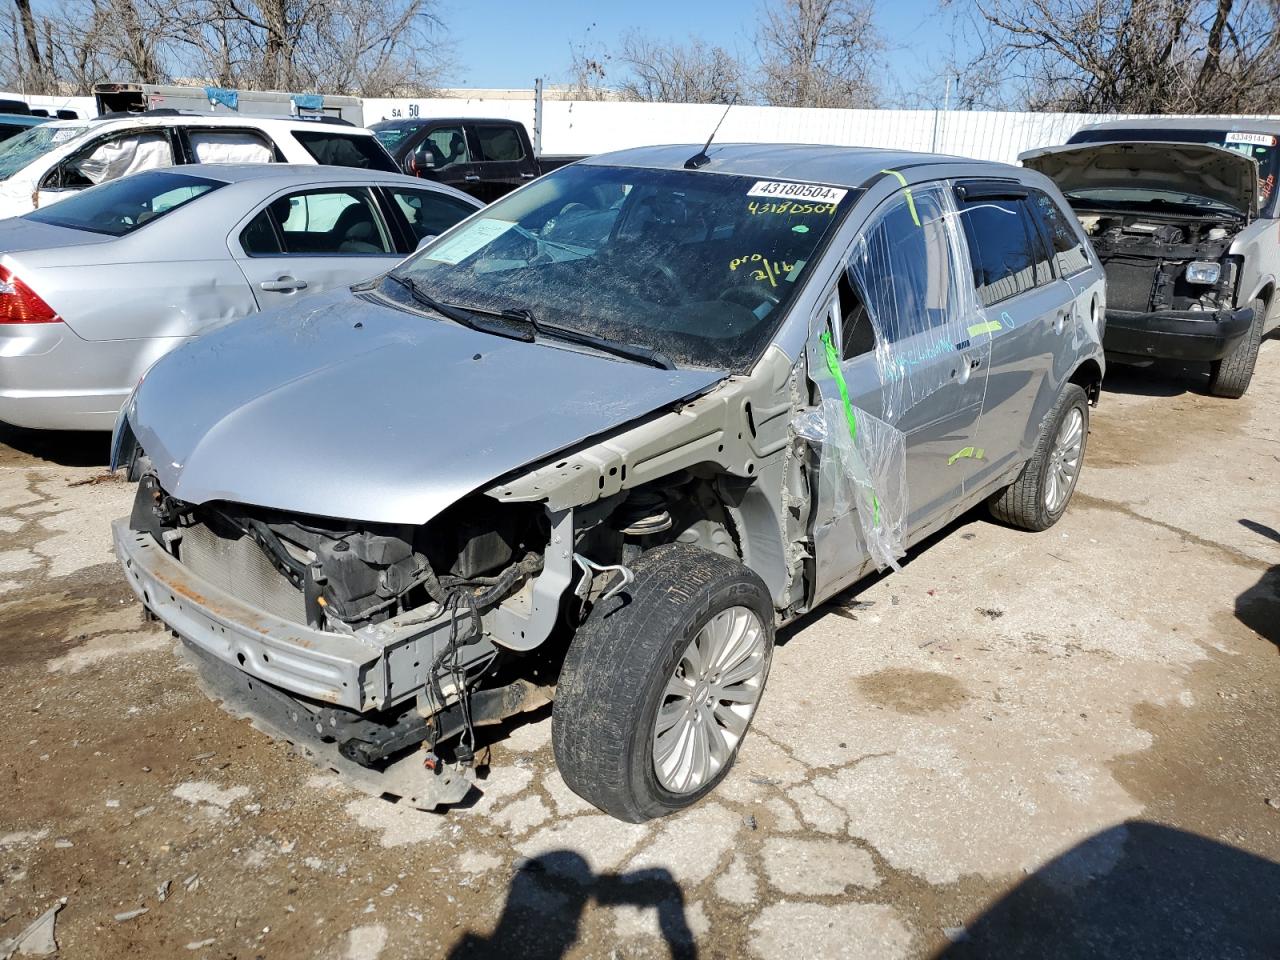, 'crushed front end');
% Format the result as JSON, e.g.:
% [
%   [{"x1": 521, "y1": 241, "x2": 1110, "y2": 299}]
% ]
[{"x1": 113, "y1": 471, "x2": 562, "y2": 809}]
